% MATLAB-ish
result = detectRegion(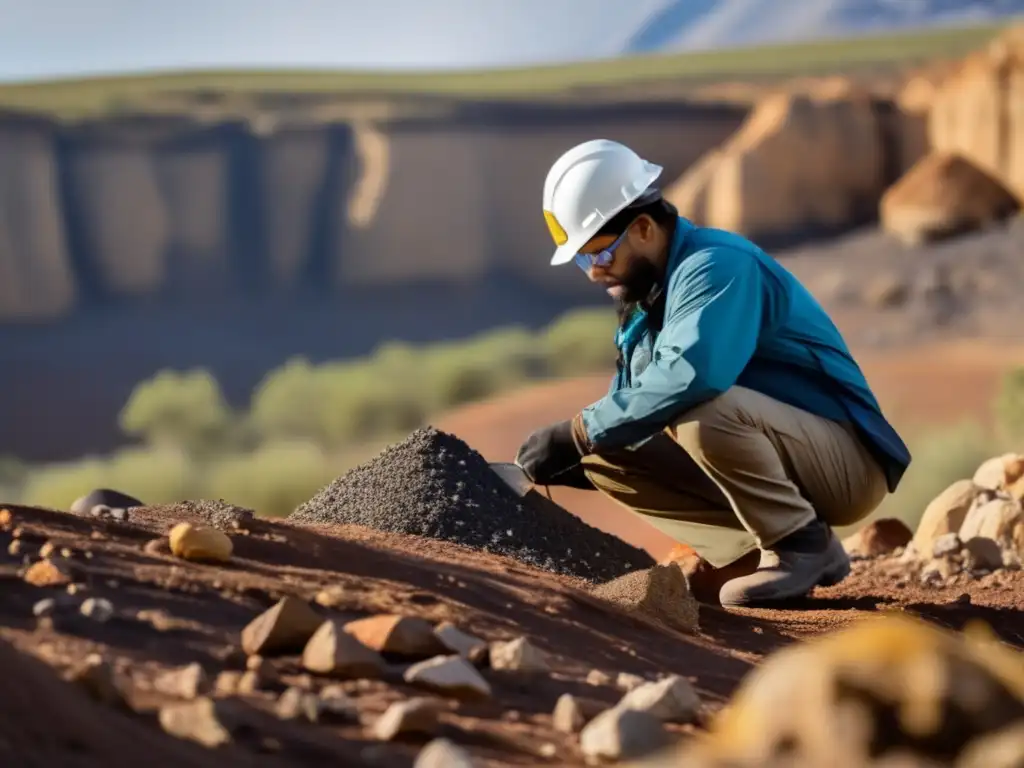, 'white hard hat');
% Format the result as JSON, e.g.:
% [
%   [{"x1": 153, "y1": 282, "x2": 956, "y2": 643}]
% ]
[{"x1": 542, "y1": 139, "x2": 663, "y2": 266}]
